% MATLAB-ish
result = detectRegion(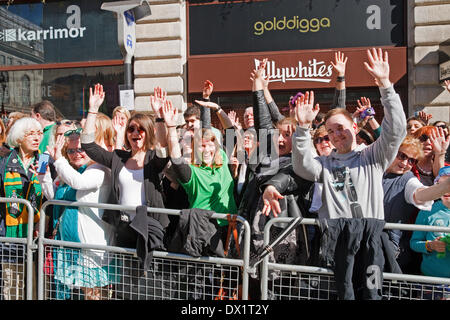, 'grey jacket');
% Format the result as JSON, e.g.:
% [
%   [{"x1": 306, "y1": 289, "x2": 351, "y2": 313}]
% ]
[{"x1": 292, "y1": 86, "x2": 407, "y2": 220}]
